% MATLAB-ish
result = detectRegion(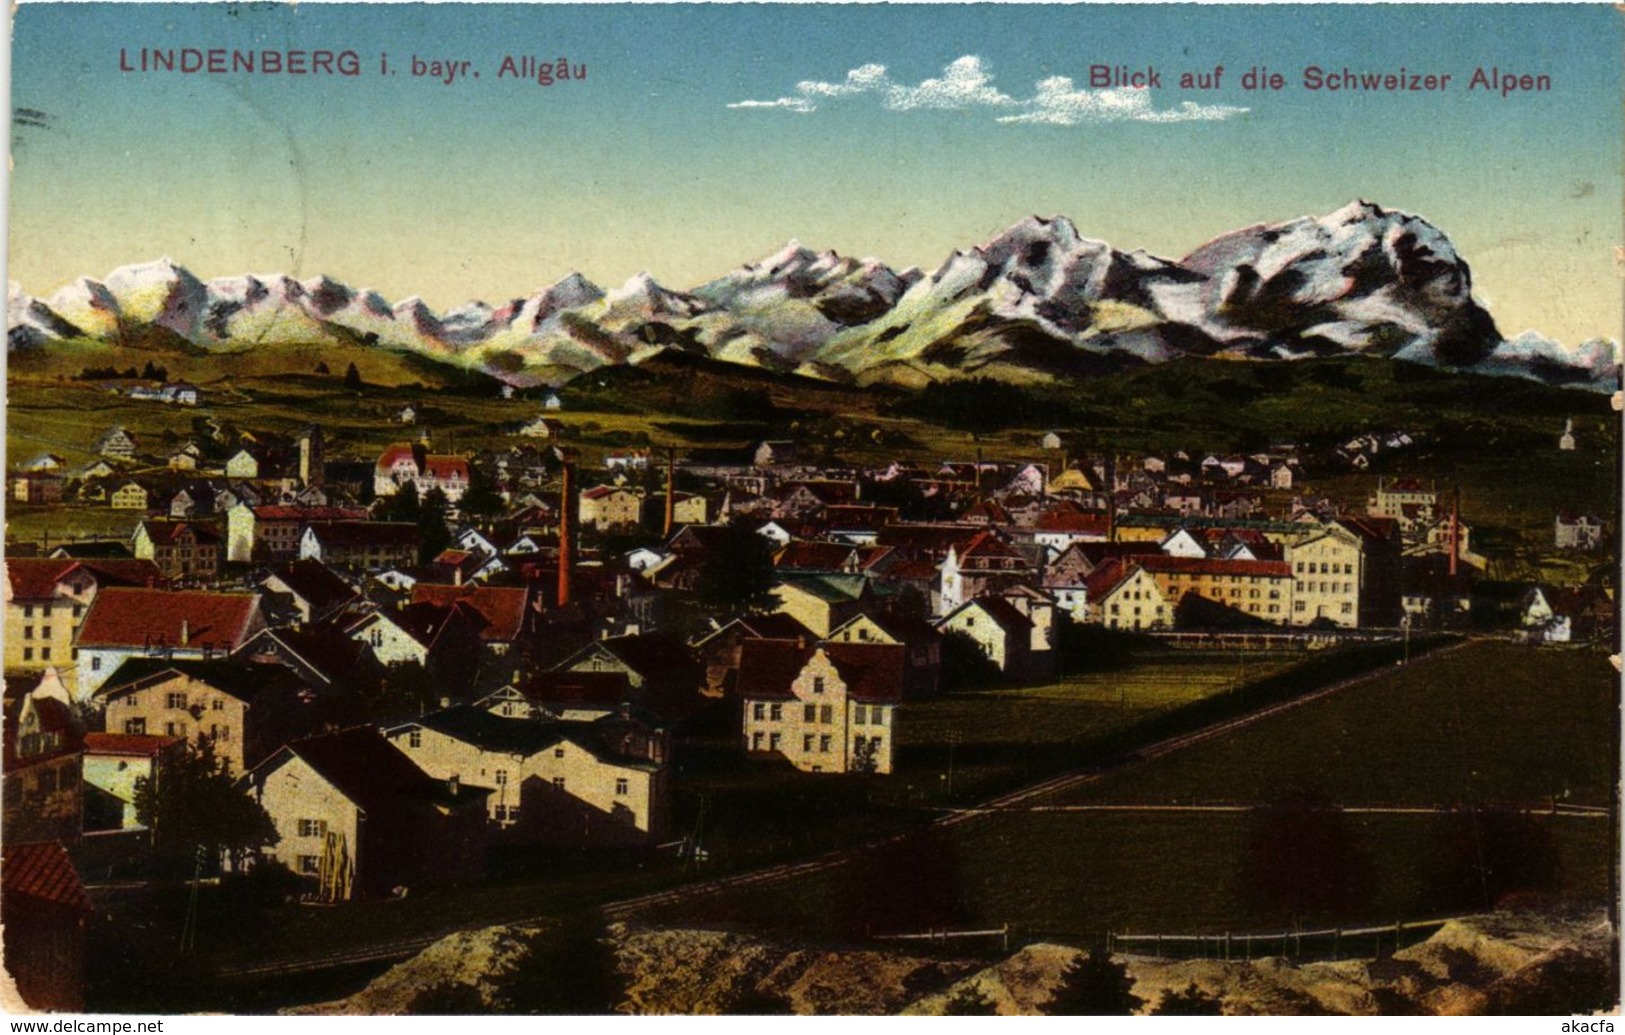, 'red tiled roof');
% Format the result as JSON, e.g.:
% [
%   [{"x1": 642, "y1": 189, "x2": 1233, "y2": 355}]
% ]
[
  {"x1": 252, "y1": 505, "x2": 370, "y2": 522},
  {"x1": 411, "y1": 583, "x2": 531, "y2": 642},
  {"x1": 6, "y1": 558, "x2": 164, "y2": 601},
  {"x1": 83, "y1": 732, "x2": 183, "y2": 757},
  {"x1": 2, "y1": 842, "x2": 91, "y2": 913},
  {"x1": 1083, "y1": 558, "x2": 1137, "y2": 600},
  {"x1": 139, "y1": 520, "x2": 222, "y2": 546},
  {"x1": 823, "y1": 642, "x2": 907, "y2": 704},
  {"x1": 1034, "y1": 510, "x2": 1110, "y2": 535},
  {"x1": 735, "y1": 639, "x2": 815, "y2": 700},
  {"x1": 376, "y1": 443, "x2": 417, "y2": 470},
  {"x1": 307, "y1": 521, "x2": 421, "y2": 548},
  {"x1": 956, "y1": 530, "x2": 1030, "y2": 563},
  {"x1": 76, "y1": 588, "x2": 262, "y2": 650},
  {"x1": 1137, "y1": 556, "x2": 1292, "y2": 579},
  {"x1": 423, "y1": 456, "x2": 468, "y2": 482},
  {"x1": 515, "y1": 670, "x2": 633, "y2": 707},
  {"x1": 775, "y1": 541, "x2": 857, "y2": 571},
  {"x1": 736, "y1": 640, "x2": 906, "y2": 704}
]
